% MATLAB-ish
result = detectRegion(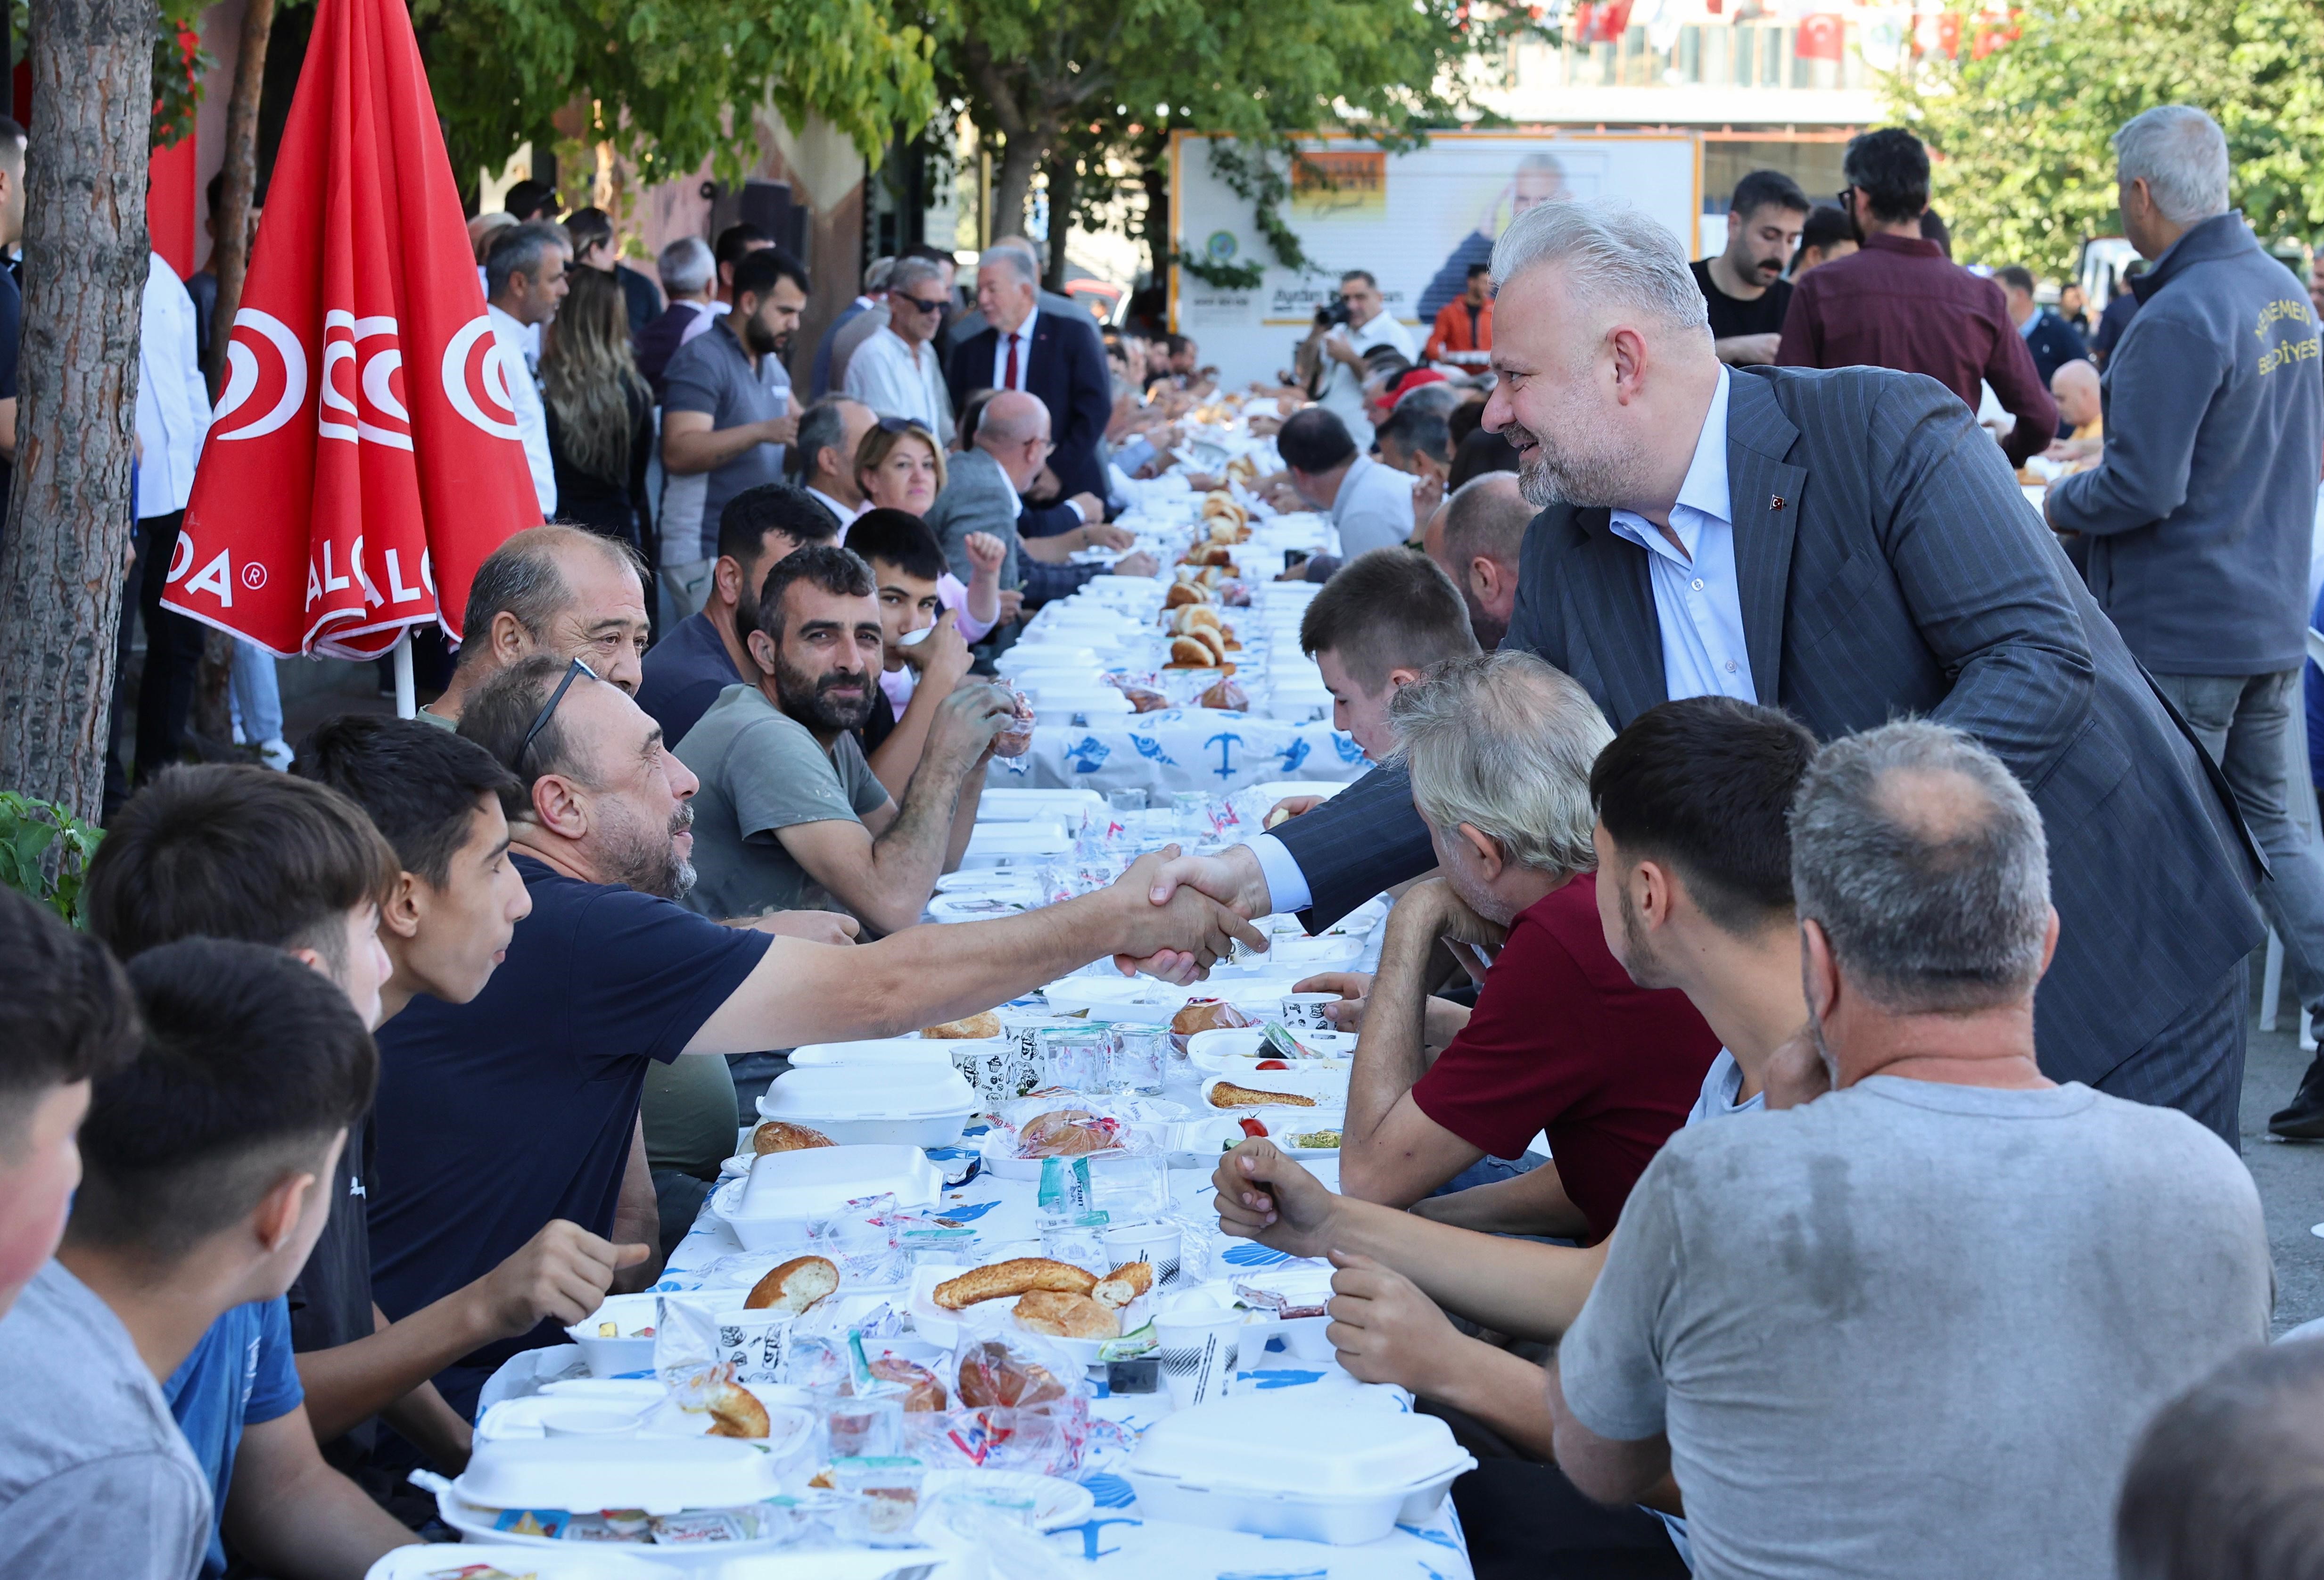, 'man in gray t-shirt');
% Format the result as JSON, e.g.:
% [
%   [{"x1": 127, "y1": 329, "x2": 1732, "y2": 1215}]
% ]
[
  {"x1": 1550, "y1": 720, "x2": 2274, "y2": 1580},
  {"x1": 0, "y1": 1260, "x2": 212, "y2": 1580},
  {"x1": 674, "y1": 546, "x2": 1016, "y2": 935}
]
